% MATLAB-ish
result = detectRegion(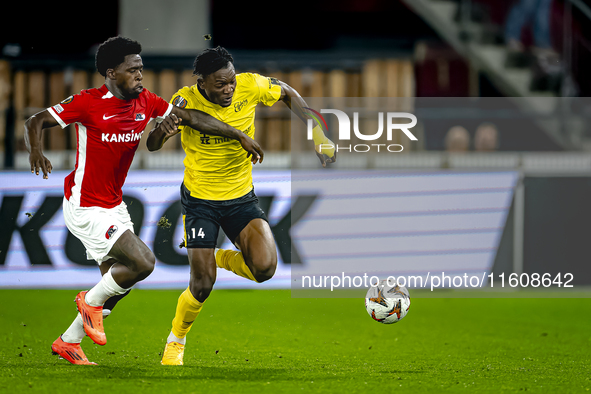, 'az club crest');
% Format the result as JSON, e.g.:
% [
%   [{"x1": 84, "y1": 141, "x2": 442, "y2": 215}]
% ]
[{"x1": 105, "y1": 225, "x2": 118, "y2": 240}]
